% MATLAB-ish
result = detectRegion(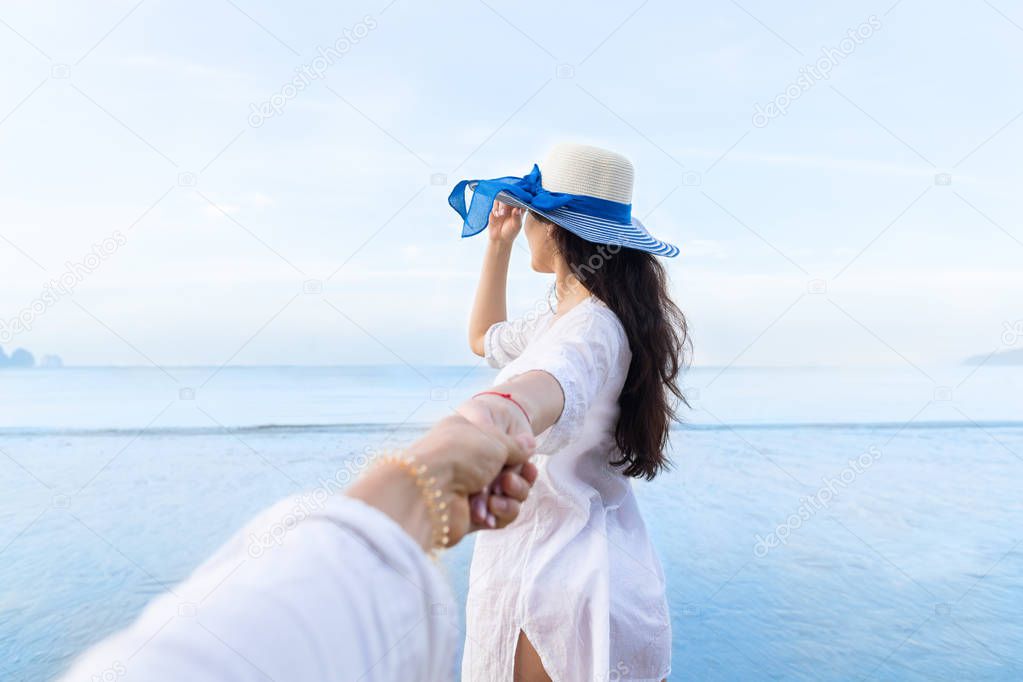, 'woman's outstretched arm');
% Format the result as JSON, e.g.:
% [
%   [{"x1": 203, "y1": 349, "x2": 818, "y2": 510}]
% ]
[
  {"x1": 459, "y1": 370, "x2": 565, "y2": 441},
  {"x1": 462, "y1": 307, "x2": 623, "y2": 454},
  {"x1": 468, "y1": 202, "x2": 524, "y2": 355}
]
